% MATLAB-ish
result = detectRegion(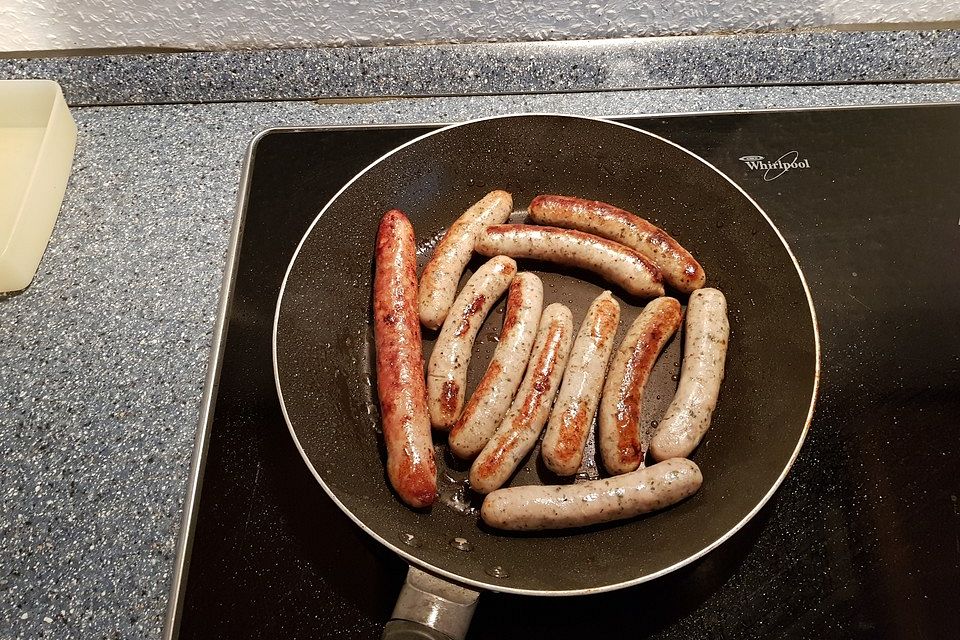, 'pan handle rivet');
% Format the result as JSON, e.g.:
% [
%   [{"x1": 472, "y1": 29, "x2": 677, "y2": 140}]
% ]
[
  {"x1": 485, "y1": 565, "x2": 509, "y2": 578},
  {"x1": 449, "y1": 537, "x2": 473, "y2": 552},
  {"x1": 399, "y1": 533, "x2": 422, "y2": 548}
]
